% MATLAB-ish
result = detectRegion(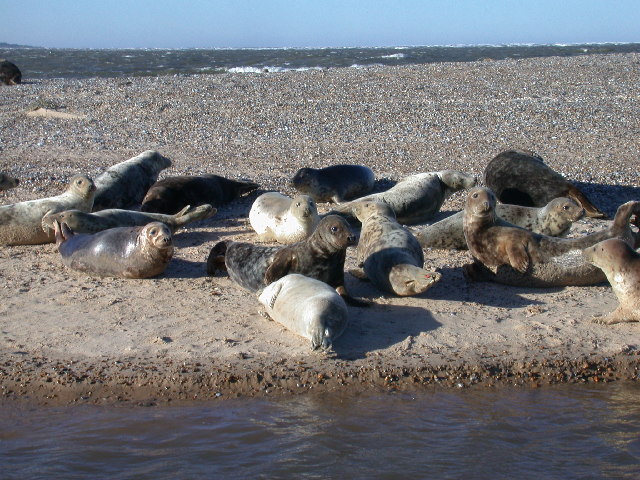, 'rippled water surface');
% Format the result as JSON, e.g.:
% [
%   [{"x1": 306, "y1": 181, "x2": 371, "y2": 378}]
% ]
[{"x1": 2, "y1": 382, "x2": 639, "y2": 479}]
